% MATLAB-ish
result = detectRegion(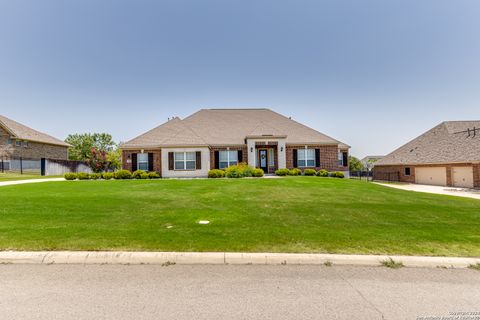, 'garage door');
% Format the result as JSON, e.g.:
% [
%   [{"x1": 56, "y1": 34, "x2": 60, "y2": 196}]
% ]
[
  {"x1": 452, "y1": 166, "x2": 474, "y2": 188},
  {"x1": 415, "y1": 167, "x2": 447, "y2": 186}
]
